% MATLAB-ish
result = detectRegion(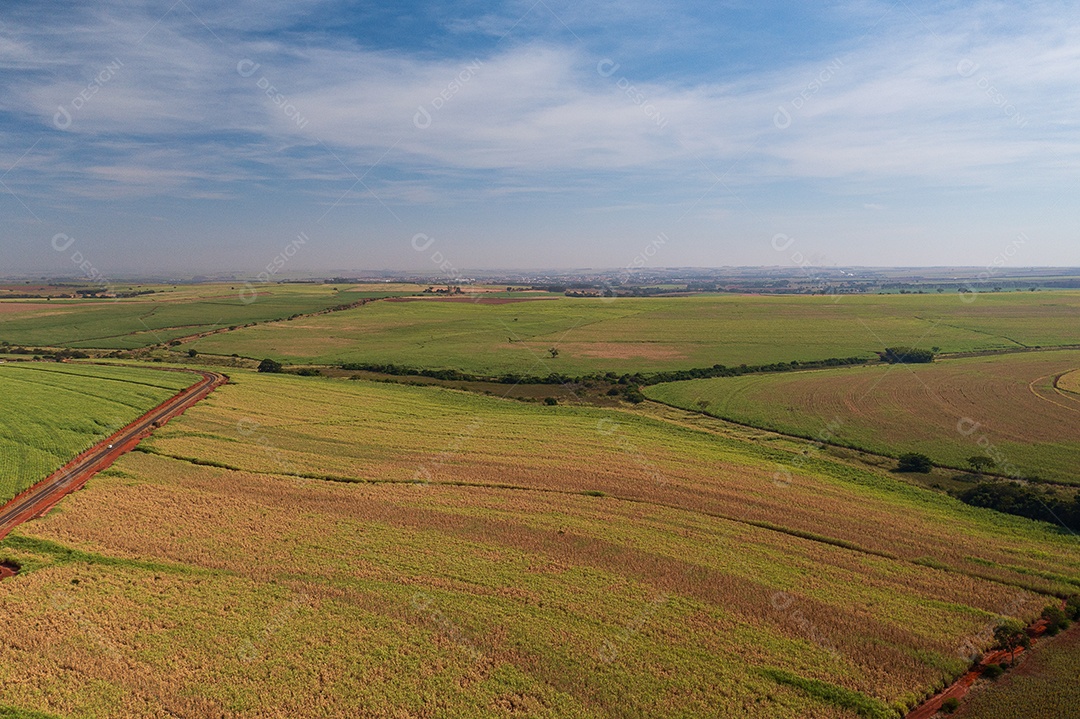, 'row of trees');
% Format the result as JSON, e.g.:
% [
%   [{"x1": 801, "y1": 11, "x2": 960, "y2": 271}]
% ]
[
  {"x1": 955, "y1": 481, "x2": 1080, "y2": 532},
  {"x1": 336, "y1": 356, "x2": 873, "y2": 388},
  {"x1": 992, "y1": 597, "x2": 1080, "y2": 666},
  {"x1": 880, "y1": 346, "x2": 936, "y2": 364}
]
